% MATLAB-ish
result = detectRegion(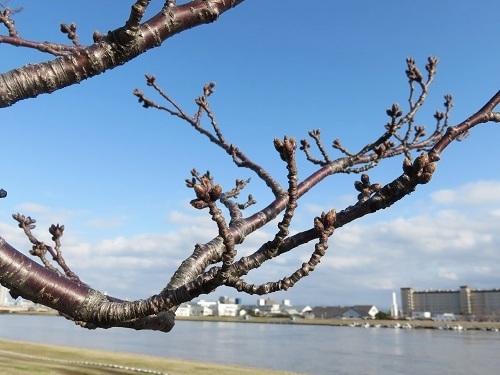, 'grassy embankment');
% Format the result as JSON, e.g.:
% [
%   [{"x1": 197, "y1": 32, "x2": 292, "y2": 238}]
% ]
[{"x1": 0, "y1": 339, "x2": 301, "y2": 375}]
